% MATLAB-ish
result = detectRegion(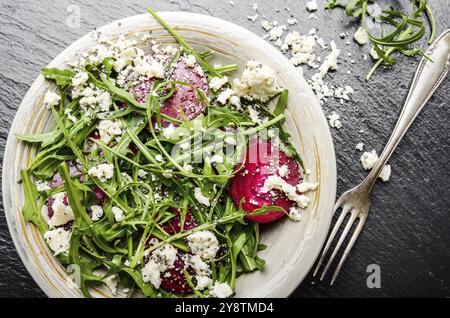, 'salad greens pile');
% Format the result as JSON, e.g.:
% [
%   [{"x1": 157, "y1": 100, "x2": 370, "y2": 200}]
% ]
[
  {"x1": 17, "y1": 8, "x2": 303, "y2": 297},
  {"x1": 326, "y1": 0, "x2": 436, "y2": 80}
]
